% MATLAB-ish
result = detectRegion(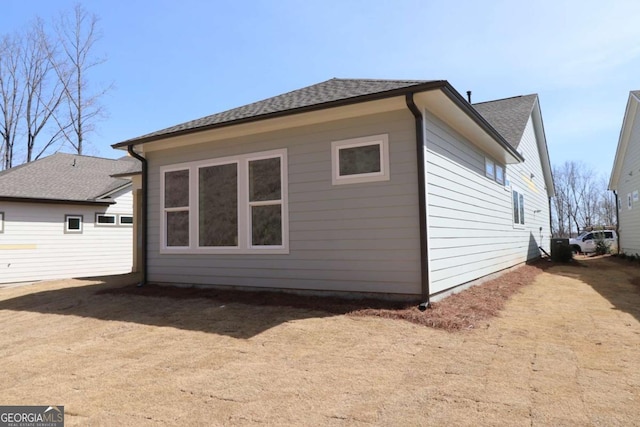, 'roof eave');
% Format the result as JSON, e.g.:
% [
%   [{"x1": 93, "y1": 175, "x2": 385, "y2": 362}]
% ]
[
  {"x1": 0, "y1": 196, "x2": 115, "y2": 206},
  {"x1": 440, "y1": 84, "x2": 525, "y2": 163},
  {"x1": 609, "y1": 92, "x2": 640, "y2": 190},
  {"x1": 112, "y1": 80, "x2": 449, "y2": 149}
]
